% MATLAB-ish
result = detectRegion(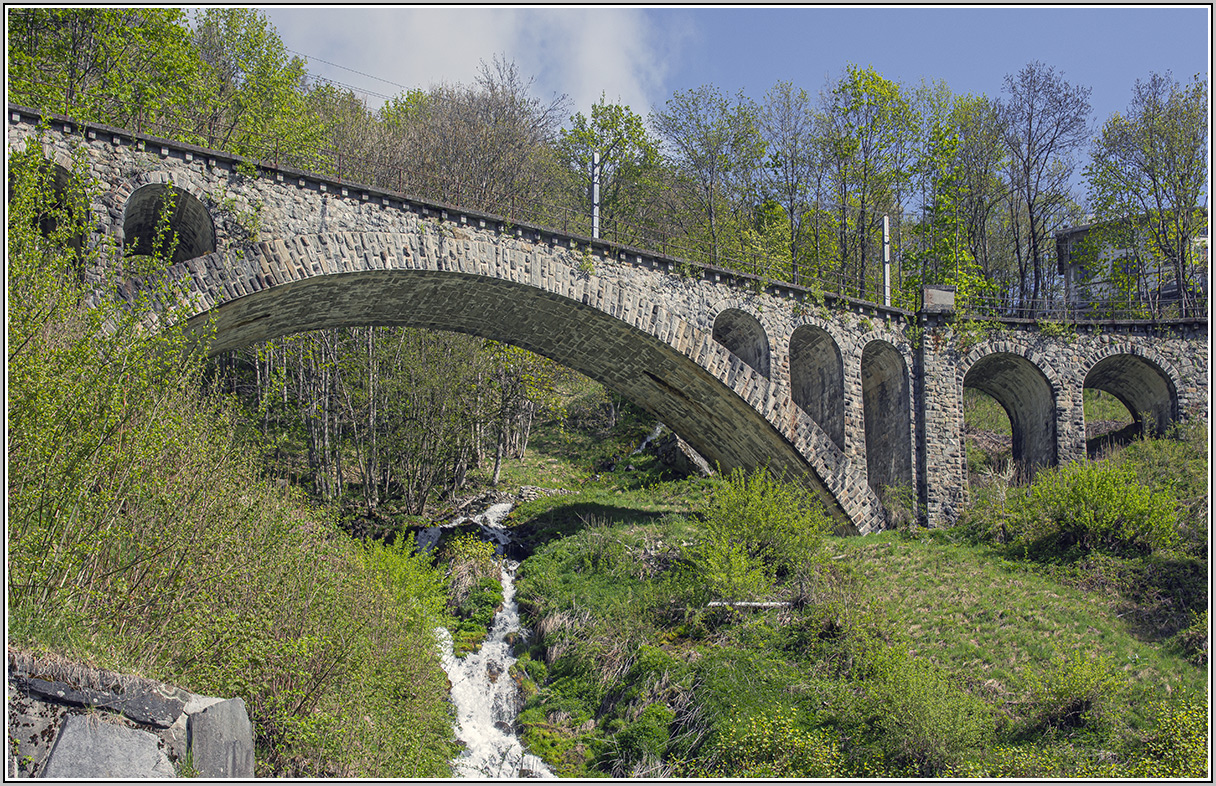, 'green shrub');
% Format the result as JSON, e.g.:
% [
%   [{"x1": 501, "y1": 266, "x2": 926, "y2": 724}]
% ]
[
  {"x1": 868, "y1": 649, "x2": 994, "y2": 775},
  {"x1": 685, "y1": 467, "x2": 830, "y2": 601},
  {"x1": 615, "y1": 703, "x2": 675, "y2": 765},
  {"x1": 959, "y1": 742, "x2": 1109, "y2": 777},
  {"x1": 682, "y1": 645, "x2": 809, "y2": 762},
  {"x1": 1132, "y1": 696, "x2": 1209, "y2": 778},
  {"x1": 449, "y1": 575, "x2": 503, "y2": 655},
  {"x1": 683, "y1": 707, "x2": 843, "y2": 777},
  {"x1": 1007, "y1": 461, "x2": 1178, "y2": 557},
  {"x1": 1027, "y1": 650, "x2": 1126, "y2": 735},
  {"x1": 441, "y1": 533, "x2": 498, "y2": 607},
  {"x1": 1114, "y1": 422, "x2": 1208, "y2": 556}
]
